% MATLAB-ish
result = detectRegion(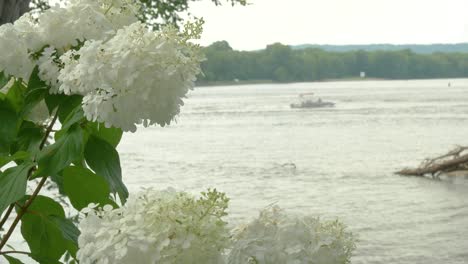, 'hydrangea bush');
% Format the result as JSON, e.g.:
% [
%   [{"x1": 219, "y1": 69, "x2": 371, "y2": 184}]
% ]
[{"x1": 0, "y1": 0, "x2": 356, "y2": 263}]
